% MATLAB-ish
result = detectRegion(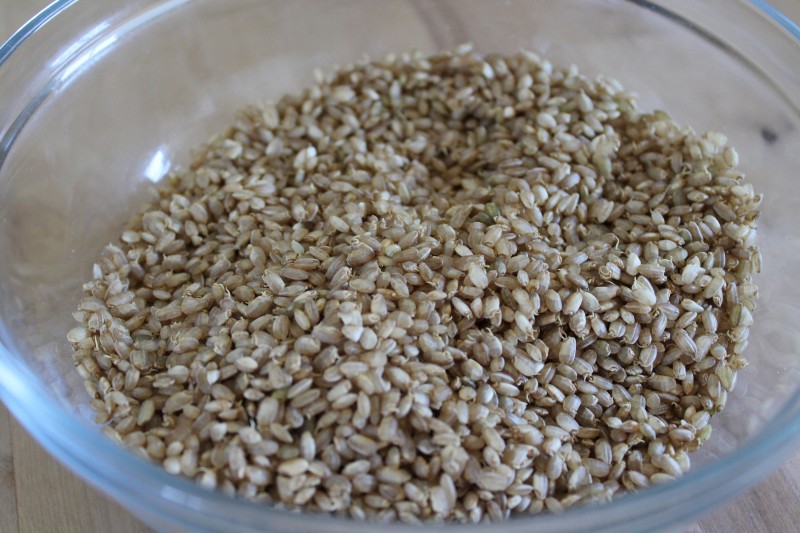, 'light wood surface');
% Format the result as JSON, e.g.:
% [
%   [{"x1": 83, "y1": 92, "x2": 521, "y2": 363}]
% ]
[{"x1": 2, "y1": 2, "x2": 800, "y2": 532}]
